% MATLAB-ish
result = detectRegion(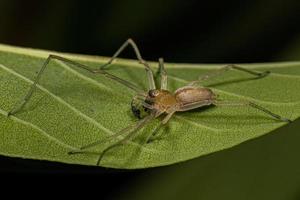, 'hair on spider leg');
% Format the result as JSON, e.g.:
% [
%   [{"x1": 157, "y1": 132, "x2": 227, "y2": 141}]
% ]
[{"x1": 7, "y1": 39, "x2": 292, "y2": 166}]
